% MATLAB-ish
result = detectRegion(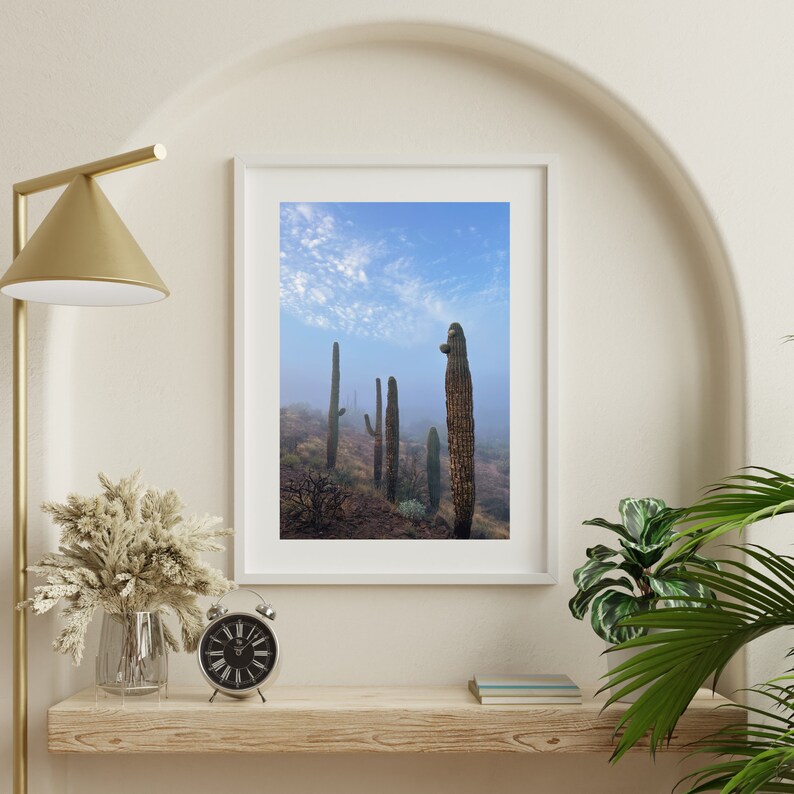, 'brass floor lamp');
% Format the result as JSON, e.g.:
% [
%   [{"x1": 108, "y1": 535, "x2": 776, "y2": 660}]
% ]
[{"x1": 0, "y1": 145, "x2": 169, "y2": 794}]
